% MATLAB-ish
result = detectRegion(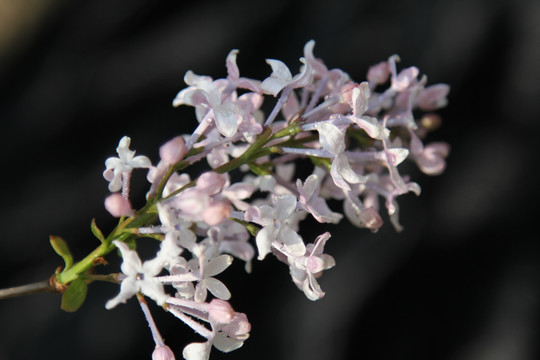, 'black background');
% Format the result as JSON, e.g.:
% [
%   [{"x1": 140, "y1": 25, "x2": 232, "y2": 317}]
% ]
[{"x1": 0, "y1": 0, "x2": 539, "y2": 359}]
